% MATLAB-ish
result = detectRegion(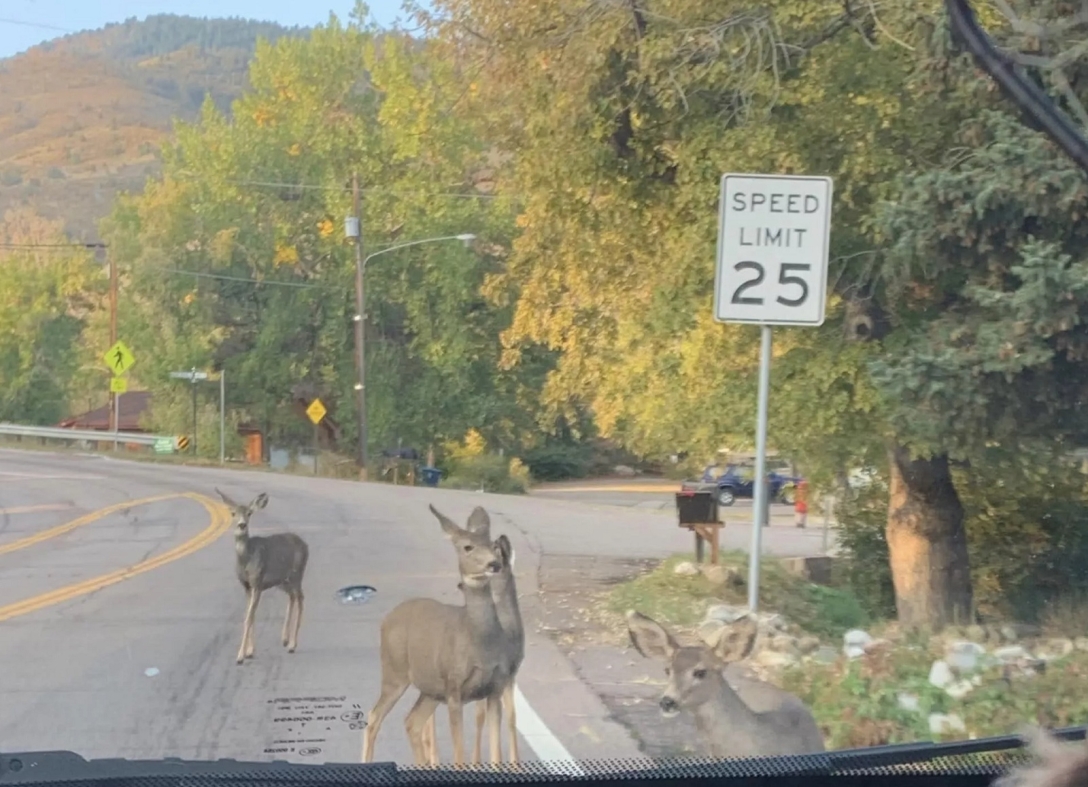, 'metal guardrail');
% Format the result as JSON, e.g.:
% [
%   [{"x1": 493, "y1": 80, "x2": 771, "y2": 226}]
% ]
[{"x1": 0, "y1": 422, "x2": 171, "y2": 448}]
